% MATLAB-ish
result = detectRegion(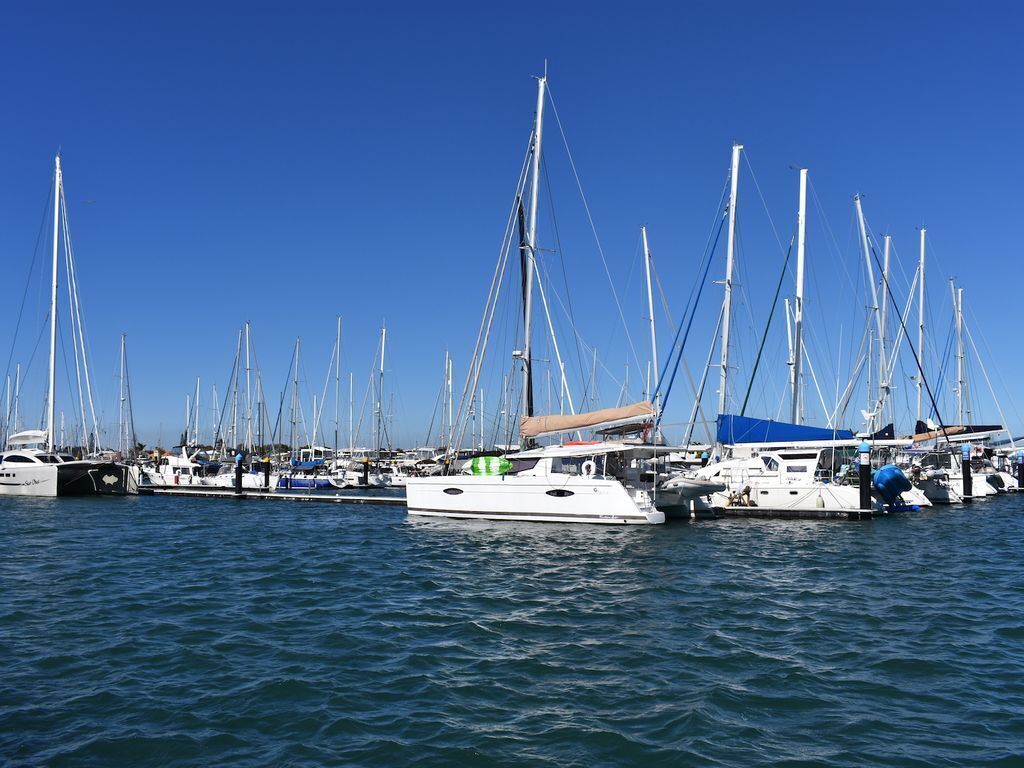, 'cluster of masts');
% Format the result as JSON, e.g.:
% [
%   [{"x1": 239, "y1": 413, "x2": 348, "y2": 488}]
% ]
[{"x1": 1, "y1": 72, "x2": 1017, "y2": 517}]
